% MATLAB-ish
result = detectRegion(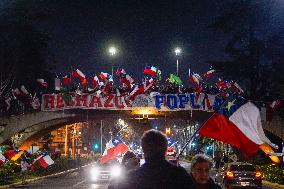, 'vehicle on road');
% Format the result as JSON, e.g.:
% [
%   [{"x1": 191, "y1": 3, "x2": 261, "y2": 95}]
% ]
[
  {"x1": 216, "y1": 162, "x2": 262, "y2": 189},
  {"x1": 87, "y1": 160, "x2": 123, "y2": 183}
]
